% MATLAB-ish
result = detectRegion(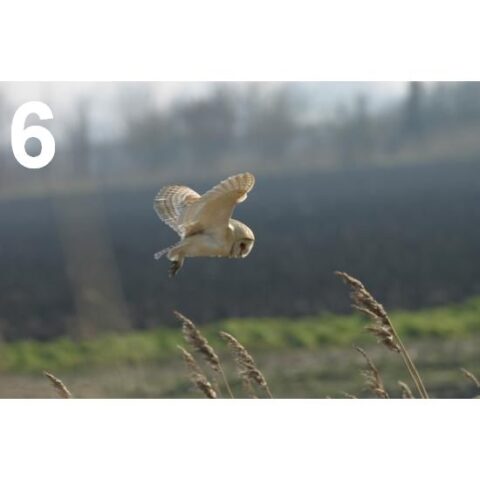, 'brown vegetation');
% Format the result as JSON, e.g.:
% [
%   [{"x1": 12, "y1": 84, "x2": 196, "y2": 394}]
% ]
[
  {"x1": 173, "y1": 271, "x2": 477, "y2": 400},
  {"x1": 43, "y1": 371, "x2": 72, "y2": 399},
  {"x1": 335, "y1": 271, "x2": 429, "y2": 399}
]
